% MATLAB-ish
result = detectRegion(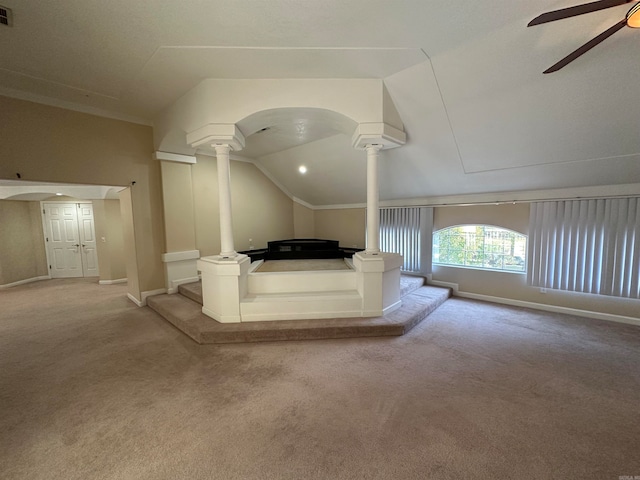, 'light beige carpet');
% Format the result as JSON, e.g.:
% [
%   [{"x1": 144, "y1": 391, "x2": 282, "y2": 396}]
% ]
[
  {"x1": 255, "y1": 258, "x2": 352, "y2": 272},
  {"x1": 1, "y1": 278, "x2": 640, "y2": 479}
]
